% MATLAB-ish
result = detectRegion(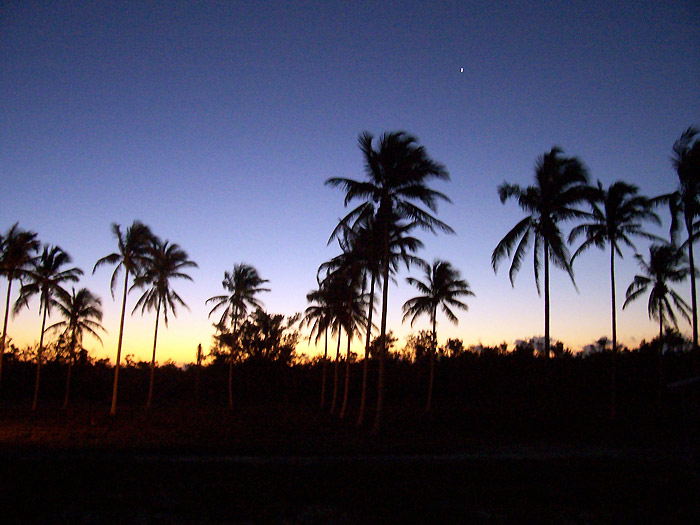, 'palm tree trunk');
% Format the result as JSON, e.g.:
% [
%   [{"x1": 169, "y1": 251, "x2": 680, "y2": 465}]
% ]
[
  {"x1": 330, "y1": 328, "x2": 342, "y2": 414},
  {"x1": 32, "y1": 302, "x2": 48, "y2": 412},
  {"x1": 340, "y1": 327, "x2": 351, "y2": 419},
  {"x1": 544, "y1": 239, "x2": 550, "y2": 359},
  {"x1": 147, "y1": 297, "x2": 161, "y2": 410},
  {"x1": 357, "y1": 274, "x2": 376, "y2": 426},
  {"x1": 373, "y1": 220, "x2": 391, "y2": 434},
  {"x1": 229, "y1": 306, "x2": 239, "y2": 410},
  {"x1": 610, "y1": 246, "x2": 617, "y2": 420},
  {"x1": 0, "y1": 278, "x2": 13, "y2": 393},
  {"x1": 425, "y1": 314, "x2": 437, "y2": 414},
  {"x1": 321, "y1": 326, "x2": 328, "y2": 408},
  {"x1": 687, "y1": 227, "x2": 698, "y2": 373},
  {"x1": 658, "y1": 312, "x2": 664, "y2": 403},
  {"x1": 110, "y1": 273, "x2": 130, "y2": 416}
]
